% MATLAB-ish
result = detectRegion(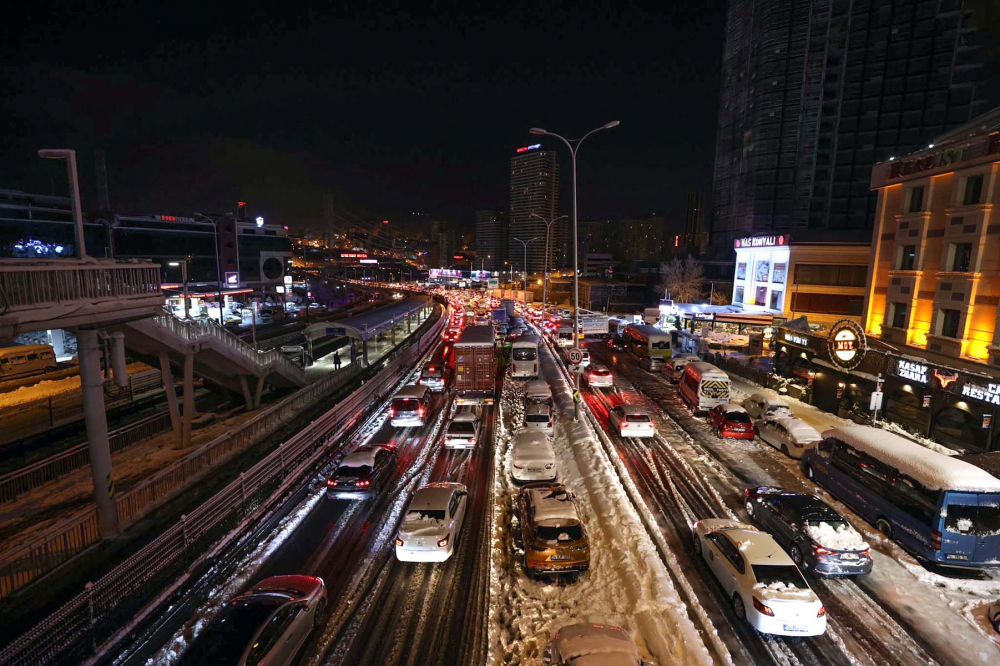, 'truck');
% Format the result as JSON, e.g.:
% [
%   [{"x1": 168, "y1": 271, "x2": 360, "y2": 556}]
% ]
[
  {"x1": 501, "y1": 299, "x2": 517, "y2": 318},
  {"x1": 453, "y1": 325, "x2": 496, "y2": 405},
  {"x1": 491, "y1": 307, "x2": 509, "y2": 326}
]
